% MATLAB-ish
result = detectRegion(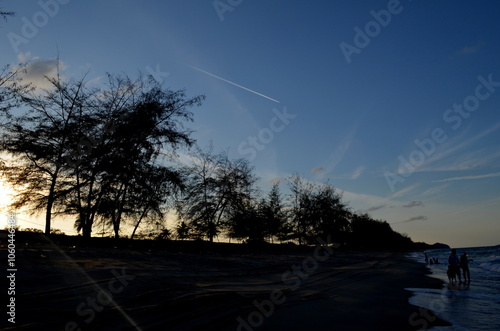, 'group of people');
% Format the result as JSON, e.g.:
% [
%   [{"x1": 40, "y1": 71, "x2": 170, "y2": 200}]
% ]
[
  {"x1": 424, "y1": 249, "x2": 472, "y2": 284},
  {"x1": 448, "y1": 249, "x2": 472, "y2": 284}
]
